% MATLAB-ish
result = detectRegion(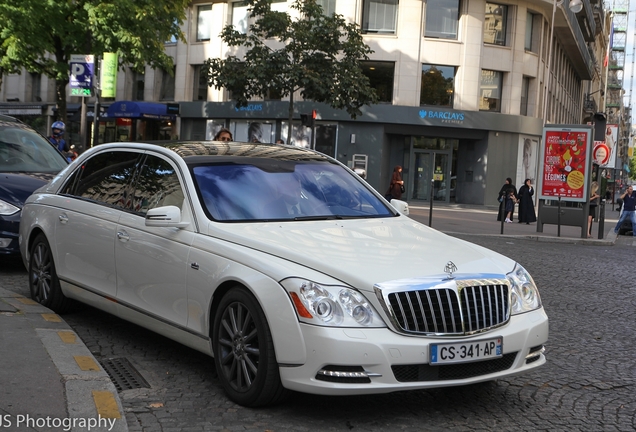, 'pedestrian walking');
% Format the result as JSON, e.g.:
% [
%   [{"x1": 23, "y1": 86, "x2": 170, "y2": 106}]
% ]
[
  {"x1": 614, "y1": 185, "x2": 636, "y2": 236},
  {"x1": 587, "y1": 181, "x2": 600, "y2": 238},
  {"x1": 385, "y1": 165, "x2": 404, "y2": 201},
  {"x1": 496, "y1": 177, "x2": 517, "y2": 222},
  {"x1": 517, "y1": 178, "x2": 536, "y2": 224}
]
